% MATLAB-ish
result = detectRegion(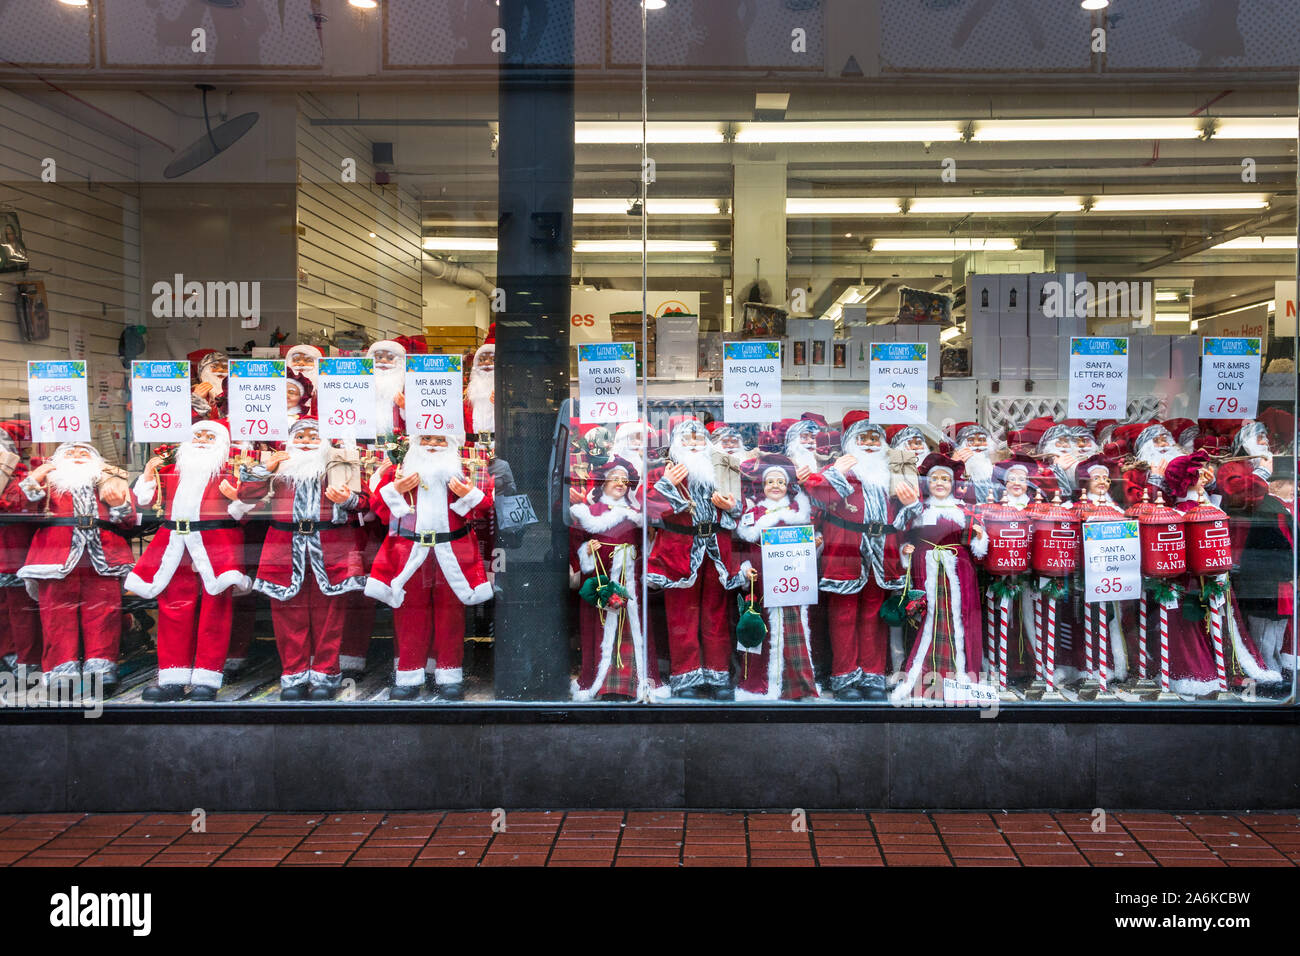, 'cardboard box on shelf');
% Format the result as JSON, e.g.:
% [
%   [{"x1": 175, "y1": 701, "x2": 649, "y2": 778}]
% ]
[
  {"x1": 967, "y1": 274, "x2": 1000, "y2": 320},
  {"x1": 1002, "y1": 274, "x2": 1029, "y2": 318},
  {"x1": 998, "y1": 312, "x2": 1028, "y2": 378},
  {"x1": 970, "y1": 314, "x2": 998, "y2": 379}
]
